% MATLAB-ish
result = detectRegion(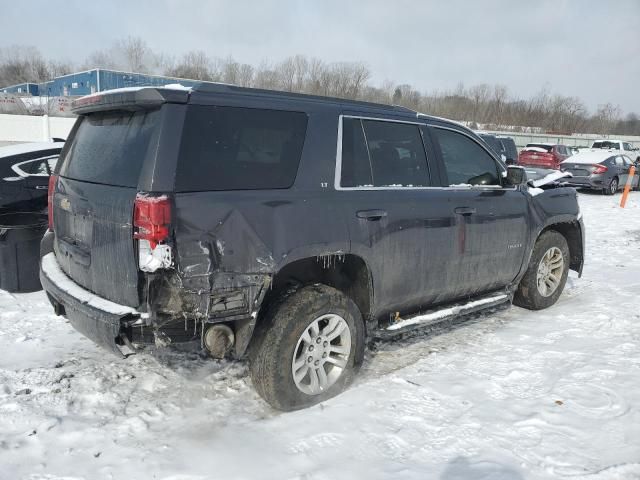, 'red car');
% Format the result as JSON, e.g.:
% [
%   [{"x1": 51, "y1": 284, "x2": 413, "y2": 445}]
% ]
[{"x1": 518, "y1": 143, "x2": 572, "y2": 169}]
